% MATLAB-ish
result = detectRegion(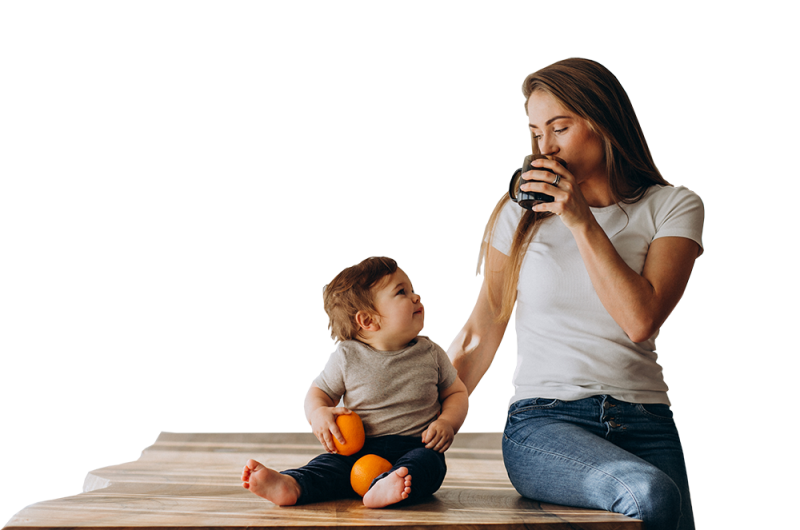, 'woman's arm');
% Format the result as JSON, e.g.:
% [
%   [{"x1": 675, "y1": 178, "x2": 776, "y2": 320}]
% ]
[
  {"x1": 526, "y1": 158, "x2": 701, "y2": 343},
  {"x1": 573, "y1": 227, "x2": 700, "y2": 342},
  {"x1": 448, "y1": 246, "x2": 512, "y2": 395}
]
